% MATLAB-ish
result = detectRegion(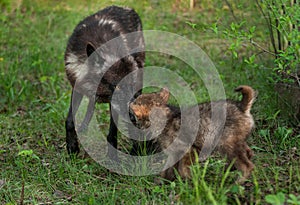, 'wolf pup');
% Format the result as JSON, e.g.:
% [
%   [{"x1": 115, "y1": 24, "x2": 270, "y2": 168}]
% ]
[
  {"x1": 64, "y1": 6, "x2": 145, "y2": 159},
  {"x1": 129, "y1": 86, "x2": 256, "y2": 183}
]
